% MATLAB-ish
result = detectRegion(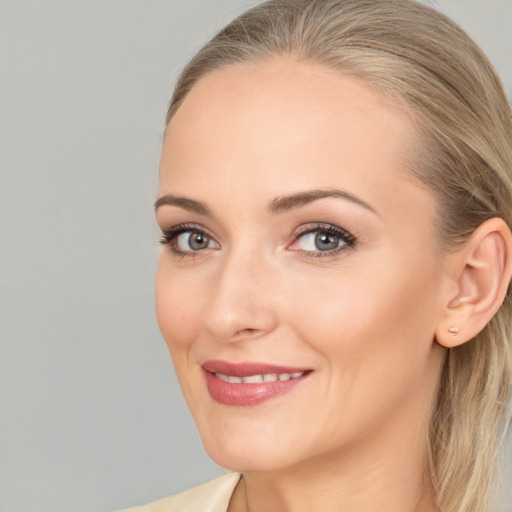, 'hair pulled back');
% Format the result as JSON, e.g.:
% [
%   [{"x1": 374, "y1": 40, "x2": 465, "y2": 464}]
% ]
[{"x1": 167, "y1": 2, "x2": 512, "y2": 510}]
